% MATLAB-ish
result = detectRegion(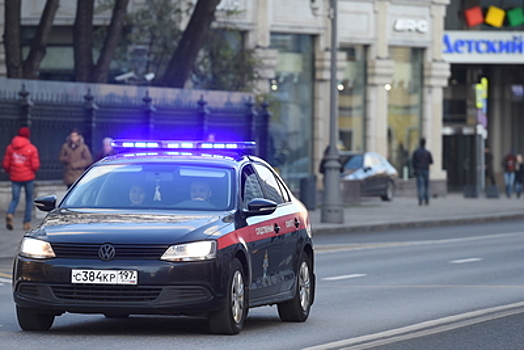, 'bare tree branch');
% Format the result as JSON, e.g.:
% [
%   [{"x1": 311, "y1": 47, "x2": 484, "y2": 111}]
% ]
[
  {"x1": 92, "y1": 0, "x2": 129, "y2": 82},
  {"x1": 159, "y1": 0, "x2": 221, "y2": 88},
  {"x1": 22, "y1": 0, "x2": 60, "y2": 79},
  {"x1": 4, "y1": 0, "x2": 23, "y2": 78},
  {"x1": 73, "y1": 0, "x2": 95, "y2": 82}
]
